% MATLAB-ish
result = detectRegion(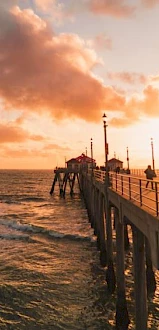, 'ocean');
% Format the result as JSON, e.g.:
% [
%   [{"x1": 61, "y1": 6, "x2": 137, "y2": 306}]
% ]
[{"x1": 0, "y1": 170, "x2": 158, "y2": 330}]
